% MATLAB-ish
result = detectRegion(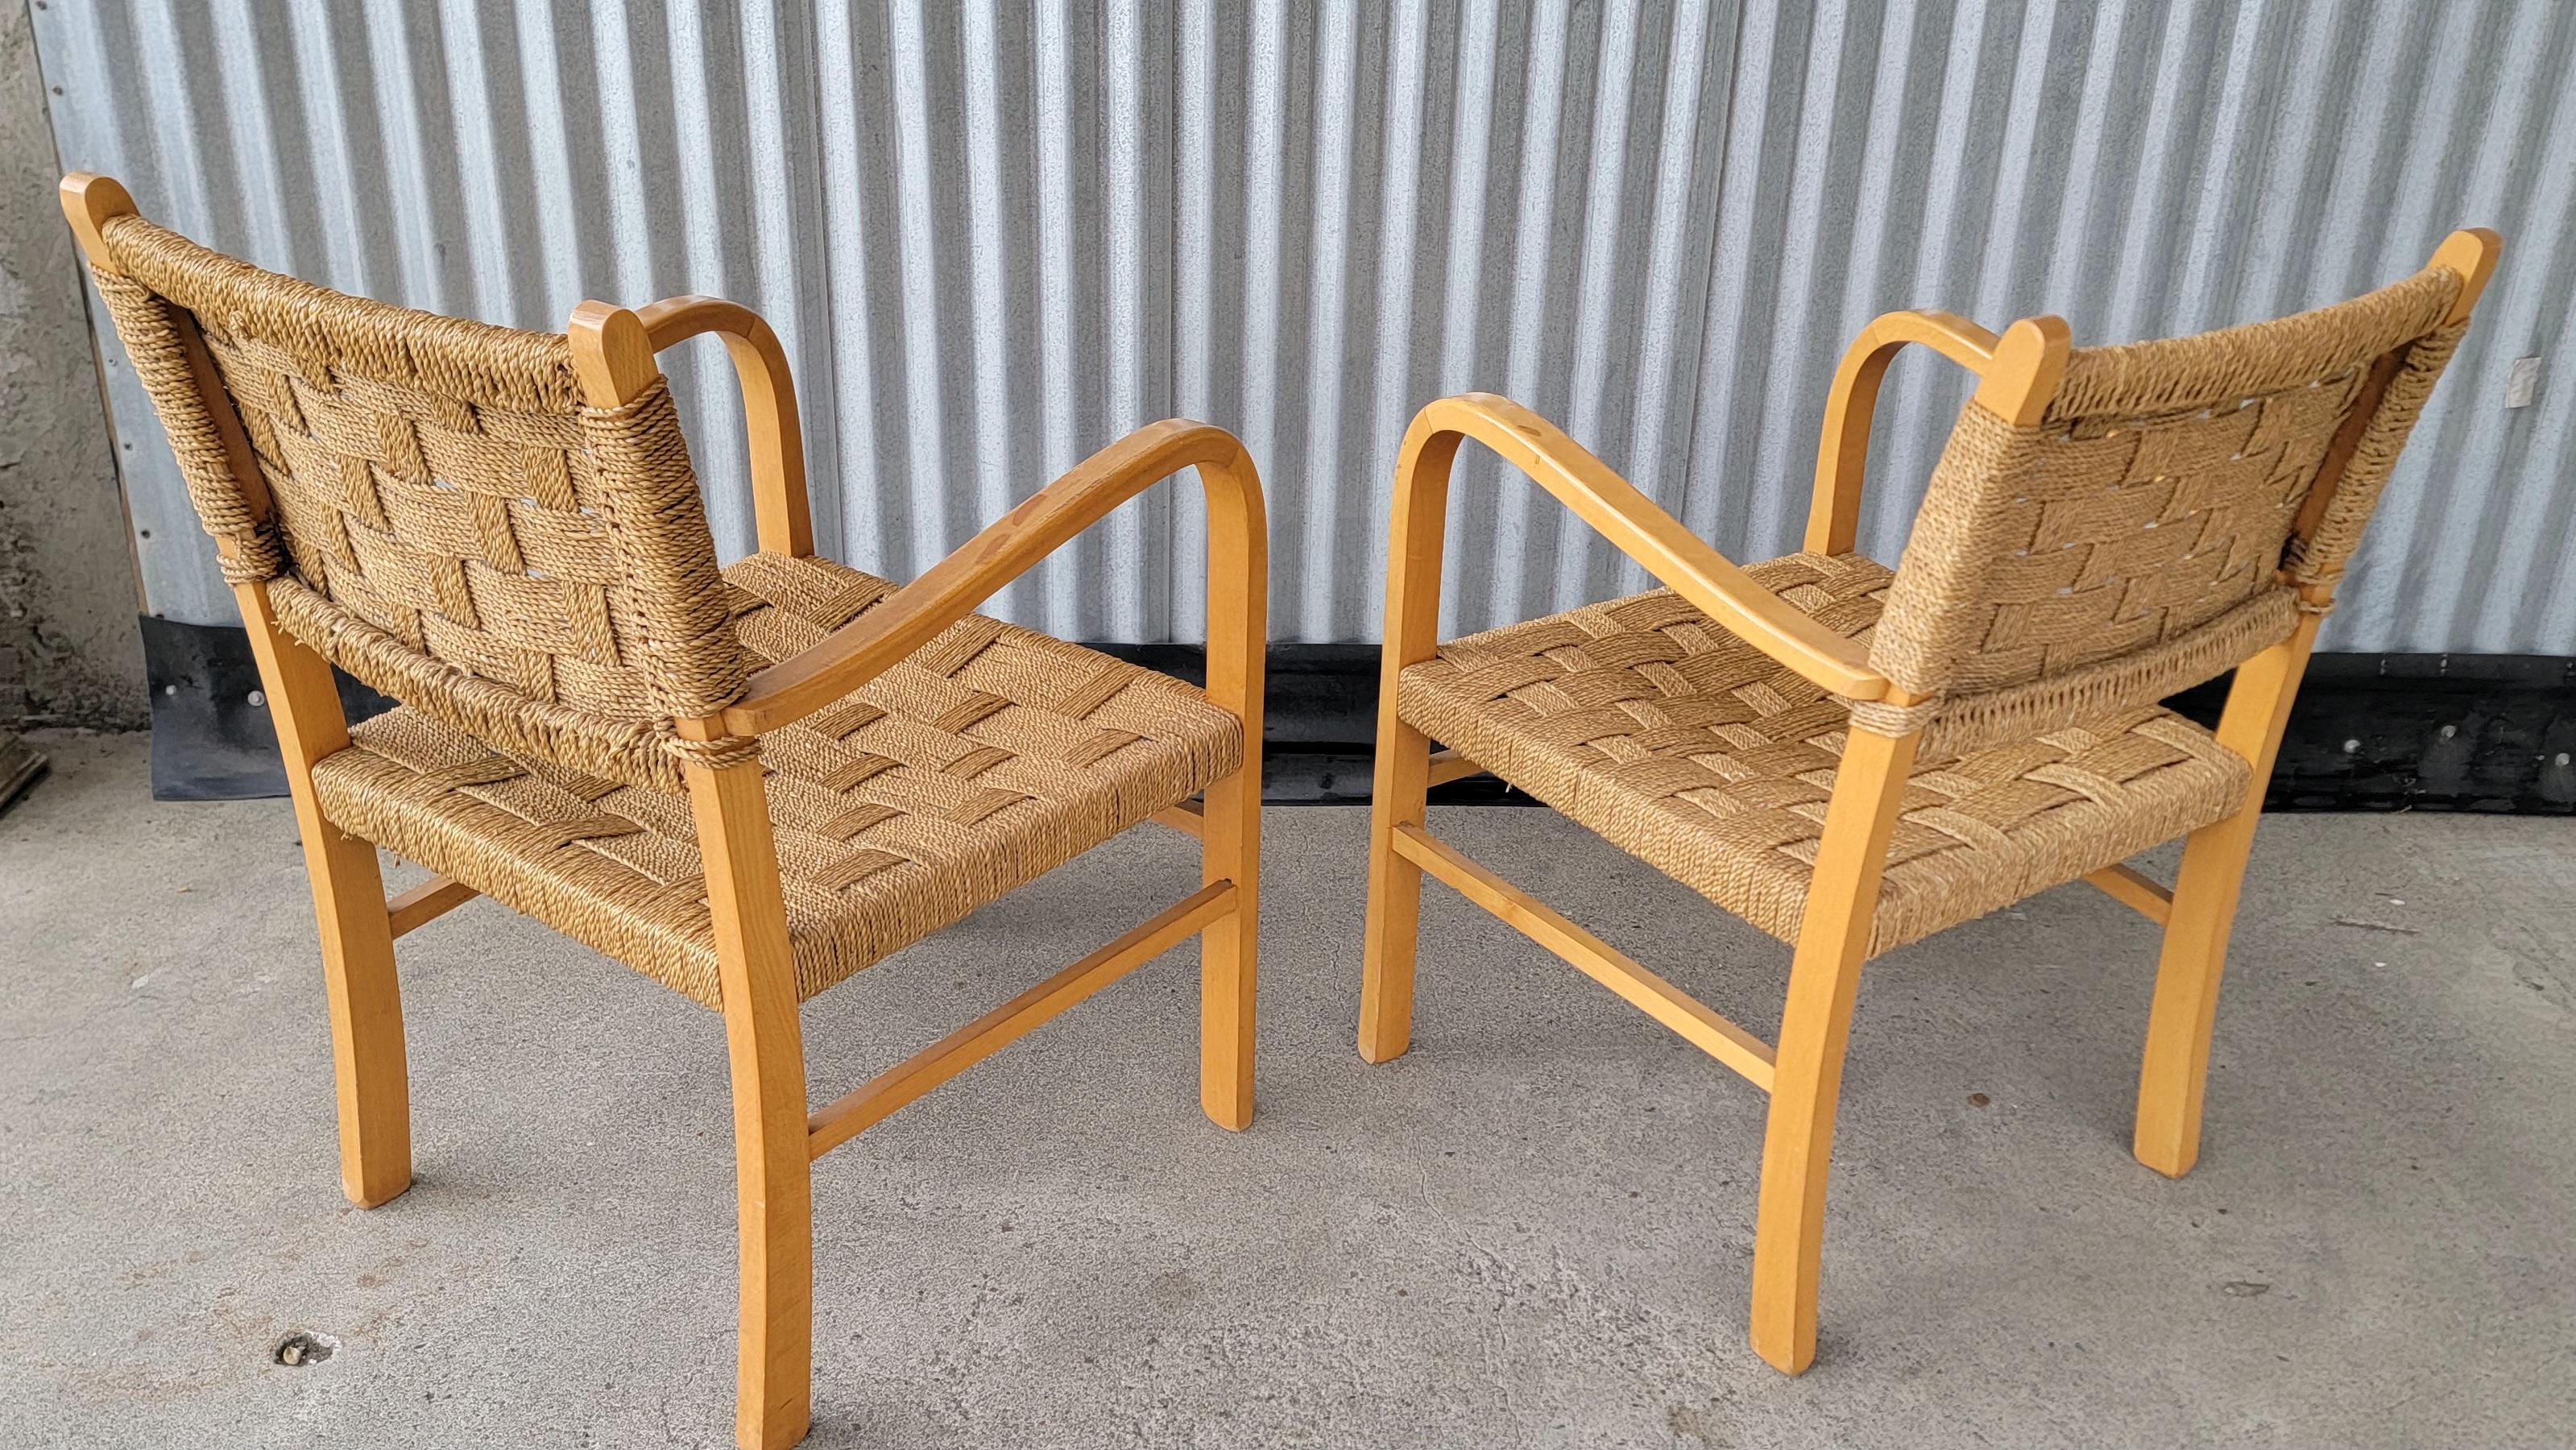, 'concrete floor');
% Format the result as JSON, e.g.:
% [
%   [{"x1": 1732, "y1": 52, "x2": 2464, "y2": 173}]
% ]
[{"x1": 4, "y1": 730, "x2": 2571, "y2": 1448}]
